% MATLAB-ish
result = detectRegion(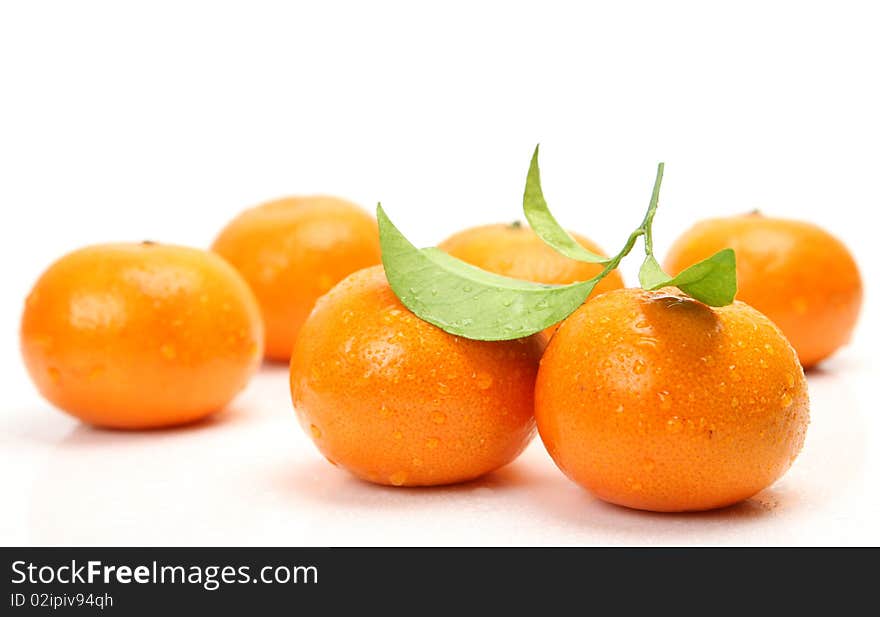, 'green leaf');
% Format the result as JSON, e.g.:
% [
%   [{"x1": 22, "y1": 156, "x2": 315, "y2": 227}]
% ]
[
  {"x1": 523, "y1": 144, "x2": 609, "y2": 264},
  {"x1": 639, "y1": 248, "x2": 738, "y2": 307},
  {"x1": 638, "y1": 255, "x2": 670, "y2": 289},
  {"x1": 378, "y1": 204, "x2": 597, "y2": 340}
]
